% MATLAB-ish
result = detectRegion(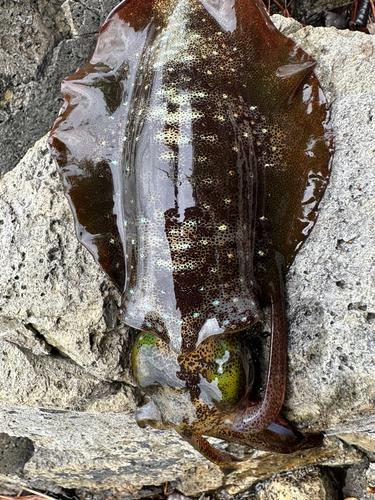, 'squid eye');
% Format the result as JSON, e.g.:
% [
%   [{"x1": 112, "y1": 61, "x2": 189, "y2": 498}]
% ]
[
  {"x1": 188, "y1": 333, "x2": 252, "y2": 408},
  {"x1": 132, "y1": 331, "x2": 254, "y2": 418},
  {"x1": 132, "y1": 331, "x2": 183, "y2": 391}
]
